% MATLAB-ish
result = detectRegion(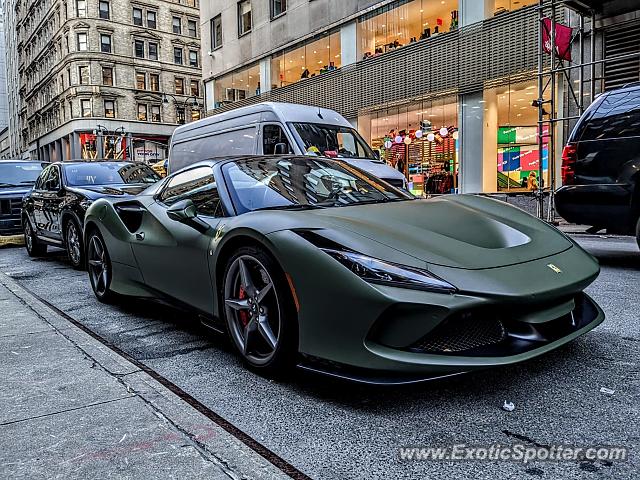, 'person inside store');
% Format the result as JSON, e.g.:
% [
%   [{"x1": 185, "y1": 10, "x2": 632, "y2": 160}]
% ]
[
  {"x1": 420, "y1": 27, "x2": 431, "y2": 40},
  {"x1": 301, "y1": 69, "x2": 310, "y2": 79},
  {"x1": 527, "y1": 171, "x2": 539, "y2": 191}
]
